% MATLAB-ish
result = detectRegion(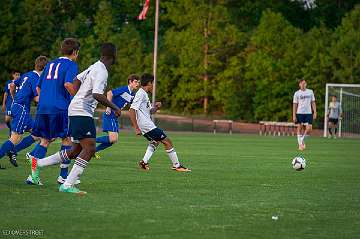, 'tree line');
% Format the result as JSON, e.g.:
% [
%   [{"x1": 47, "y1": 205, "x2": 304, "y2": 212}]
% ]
[{"x1": 1, "y1": 0, "x2": 359, "y2": 124}]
